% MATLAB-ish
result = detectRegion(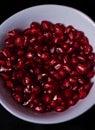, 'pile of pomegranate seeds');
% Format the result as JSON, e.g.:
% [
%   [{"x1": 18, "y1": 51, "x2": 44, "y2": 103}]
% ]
[{"x1": 0, "y1": 21, "x2": 95, "y2": 112}]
